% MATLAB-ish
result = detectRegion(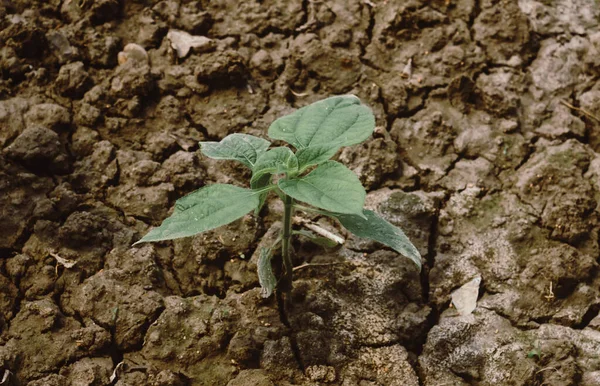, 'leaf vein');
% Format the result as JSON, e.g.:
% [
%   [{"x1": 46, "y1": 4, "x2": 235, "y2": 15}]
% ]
[{"x1": 305, "y1": 98, "x2": 345, "y2": 147}]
